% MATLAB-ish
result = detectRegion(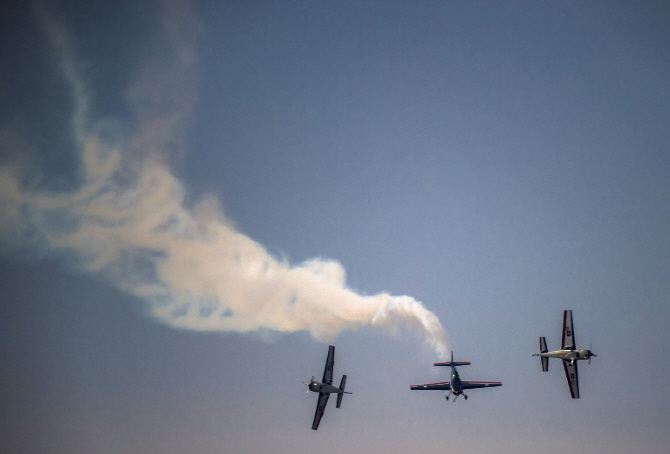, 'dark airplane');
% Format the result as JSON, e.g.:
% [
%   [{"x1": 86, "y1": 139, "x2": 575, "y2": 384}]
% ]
[{"x1": 304, "y1": 345, "x2": 350, "y2": 430}]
